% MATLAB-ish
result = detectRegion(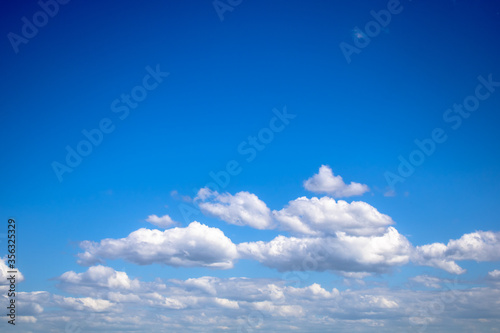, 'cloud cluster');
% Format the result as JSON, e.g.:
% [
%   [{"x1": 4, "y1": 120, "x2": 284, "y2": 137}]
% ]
[
  {"x1": 75, "y1": 167, "x2": 500, "y2": 277},
  {"x1": 10, "y1": 166, "x2": 500, "y2": 332},
  {"x1": 12, "y1": 264, "x2": 500, "y2": 332},
  {"x1": 53, "y1": 295, "x2": 115, "y2": 312},
  {"x1": 303, "y1": 165, "x2": 369, "y2": 197},
  {"x1": 77, "y1": 196, "x2": 406, "y2": 275}
]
